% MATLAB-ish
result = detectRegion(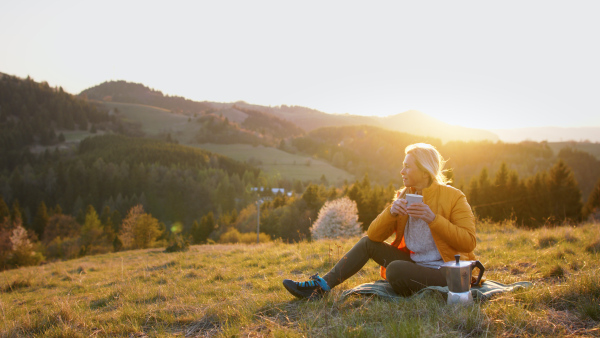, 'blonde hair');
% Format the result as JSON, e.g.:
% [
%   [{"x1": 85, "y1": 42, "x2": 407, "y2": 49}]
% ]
[{"x1": 405, "y1": 143, "x2": 450, "y2": 186}]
